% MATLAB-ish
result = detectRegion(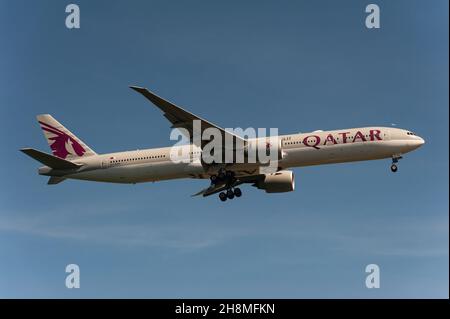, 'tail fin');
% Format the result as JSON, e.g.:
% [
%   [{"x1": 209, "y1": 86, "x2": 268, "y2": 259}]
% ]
[
  {"x1": 20, "y1": 148, "x2": 81, "y2": 169},
  {"x1": 36, "y1": 114, "x2": 97, "y2": 160}
]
